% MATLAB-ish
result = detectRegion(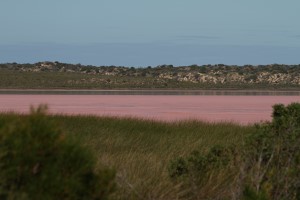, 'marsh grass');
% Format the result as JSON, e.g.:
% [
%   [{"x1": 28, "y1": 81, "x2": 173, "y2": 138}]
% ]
[{"x1": 0, "y1": 113, "x2": 255, "y2": 199}]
